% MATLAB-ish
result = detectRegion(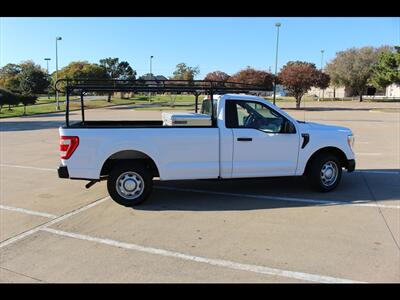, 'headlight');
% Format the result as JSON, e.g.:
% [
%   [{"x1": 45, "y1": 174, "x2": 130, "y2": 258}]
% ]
[{"x1": 347, "y1": 135, "x2": 355, "y2": 150}]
